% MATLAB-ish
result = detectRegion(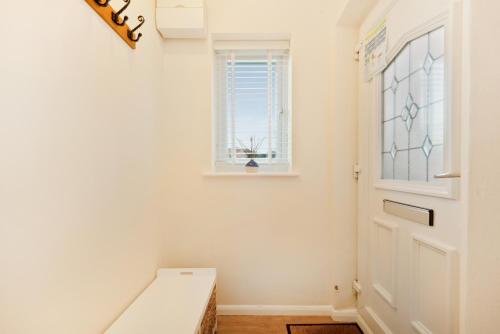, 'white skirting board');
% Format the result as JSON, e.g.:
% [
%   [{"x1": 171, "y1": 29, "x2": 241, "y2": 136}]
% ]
[
  {"x1": 217, "y1": 305, "x2": 334, "y2": 316},
  {"x1": 217, "y1": 305, "x2": 358, "y2": 321}
]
